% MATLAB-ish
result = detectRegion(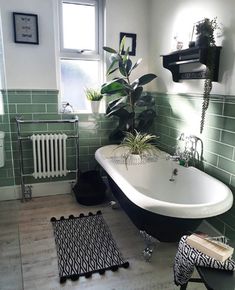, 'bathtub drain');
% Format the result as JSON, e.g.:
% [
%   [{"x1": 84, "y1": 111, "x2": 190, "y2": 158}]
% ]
[{"x1": 169, "y1": 168, "x2": 178, "y2": 182}]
